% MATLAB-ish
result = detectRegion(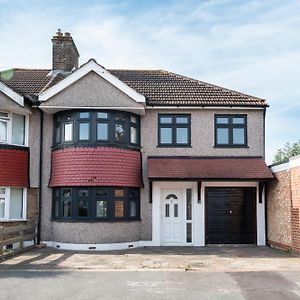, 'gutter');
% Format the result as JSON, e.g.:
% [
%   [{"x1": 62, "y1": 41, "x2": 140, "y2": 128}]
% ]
[{"x1": 37, "y1": 108, "x2": 44, "y2": 244}]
